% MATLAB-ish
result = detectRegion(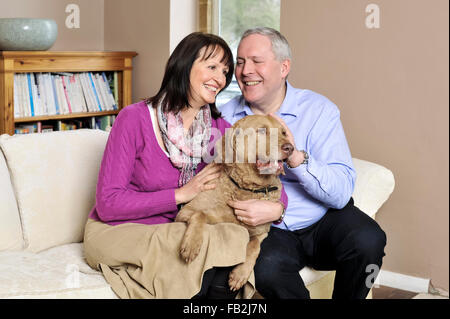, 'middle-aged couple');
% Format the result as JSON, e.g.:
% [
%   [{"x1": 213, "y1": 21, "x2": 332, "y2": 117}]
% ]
[{"x1": 83, "y1": 27, "x2": 386, "y2": 299}]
